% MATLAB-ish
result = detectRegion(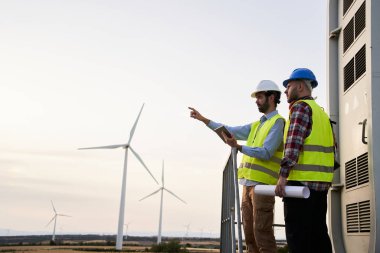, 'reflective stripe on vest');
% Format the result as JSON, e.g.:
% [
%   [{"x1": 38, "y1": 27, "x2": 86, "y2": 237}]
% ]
[
  {"x1": 238, "y1": 113, "x2": 285, "y2": 185},
  {"x1": 284, "y1": 100, "x2": 334, "y2": 182}
]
